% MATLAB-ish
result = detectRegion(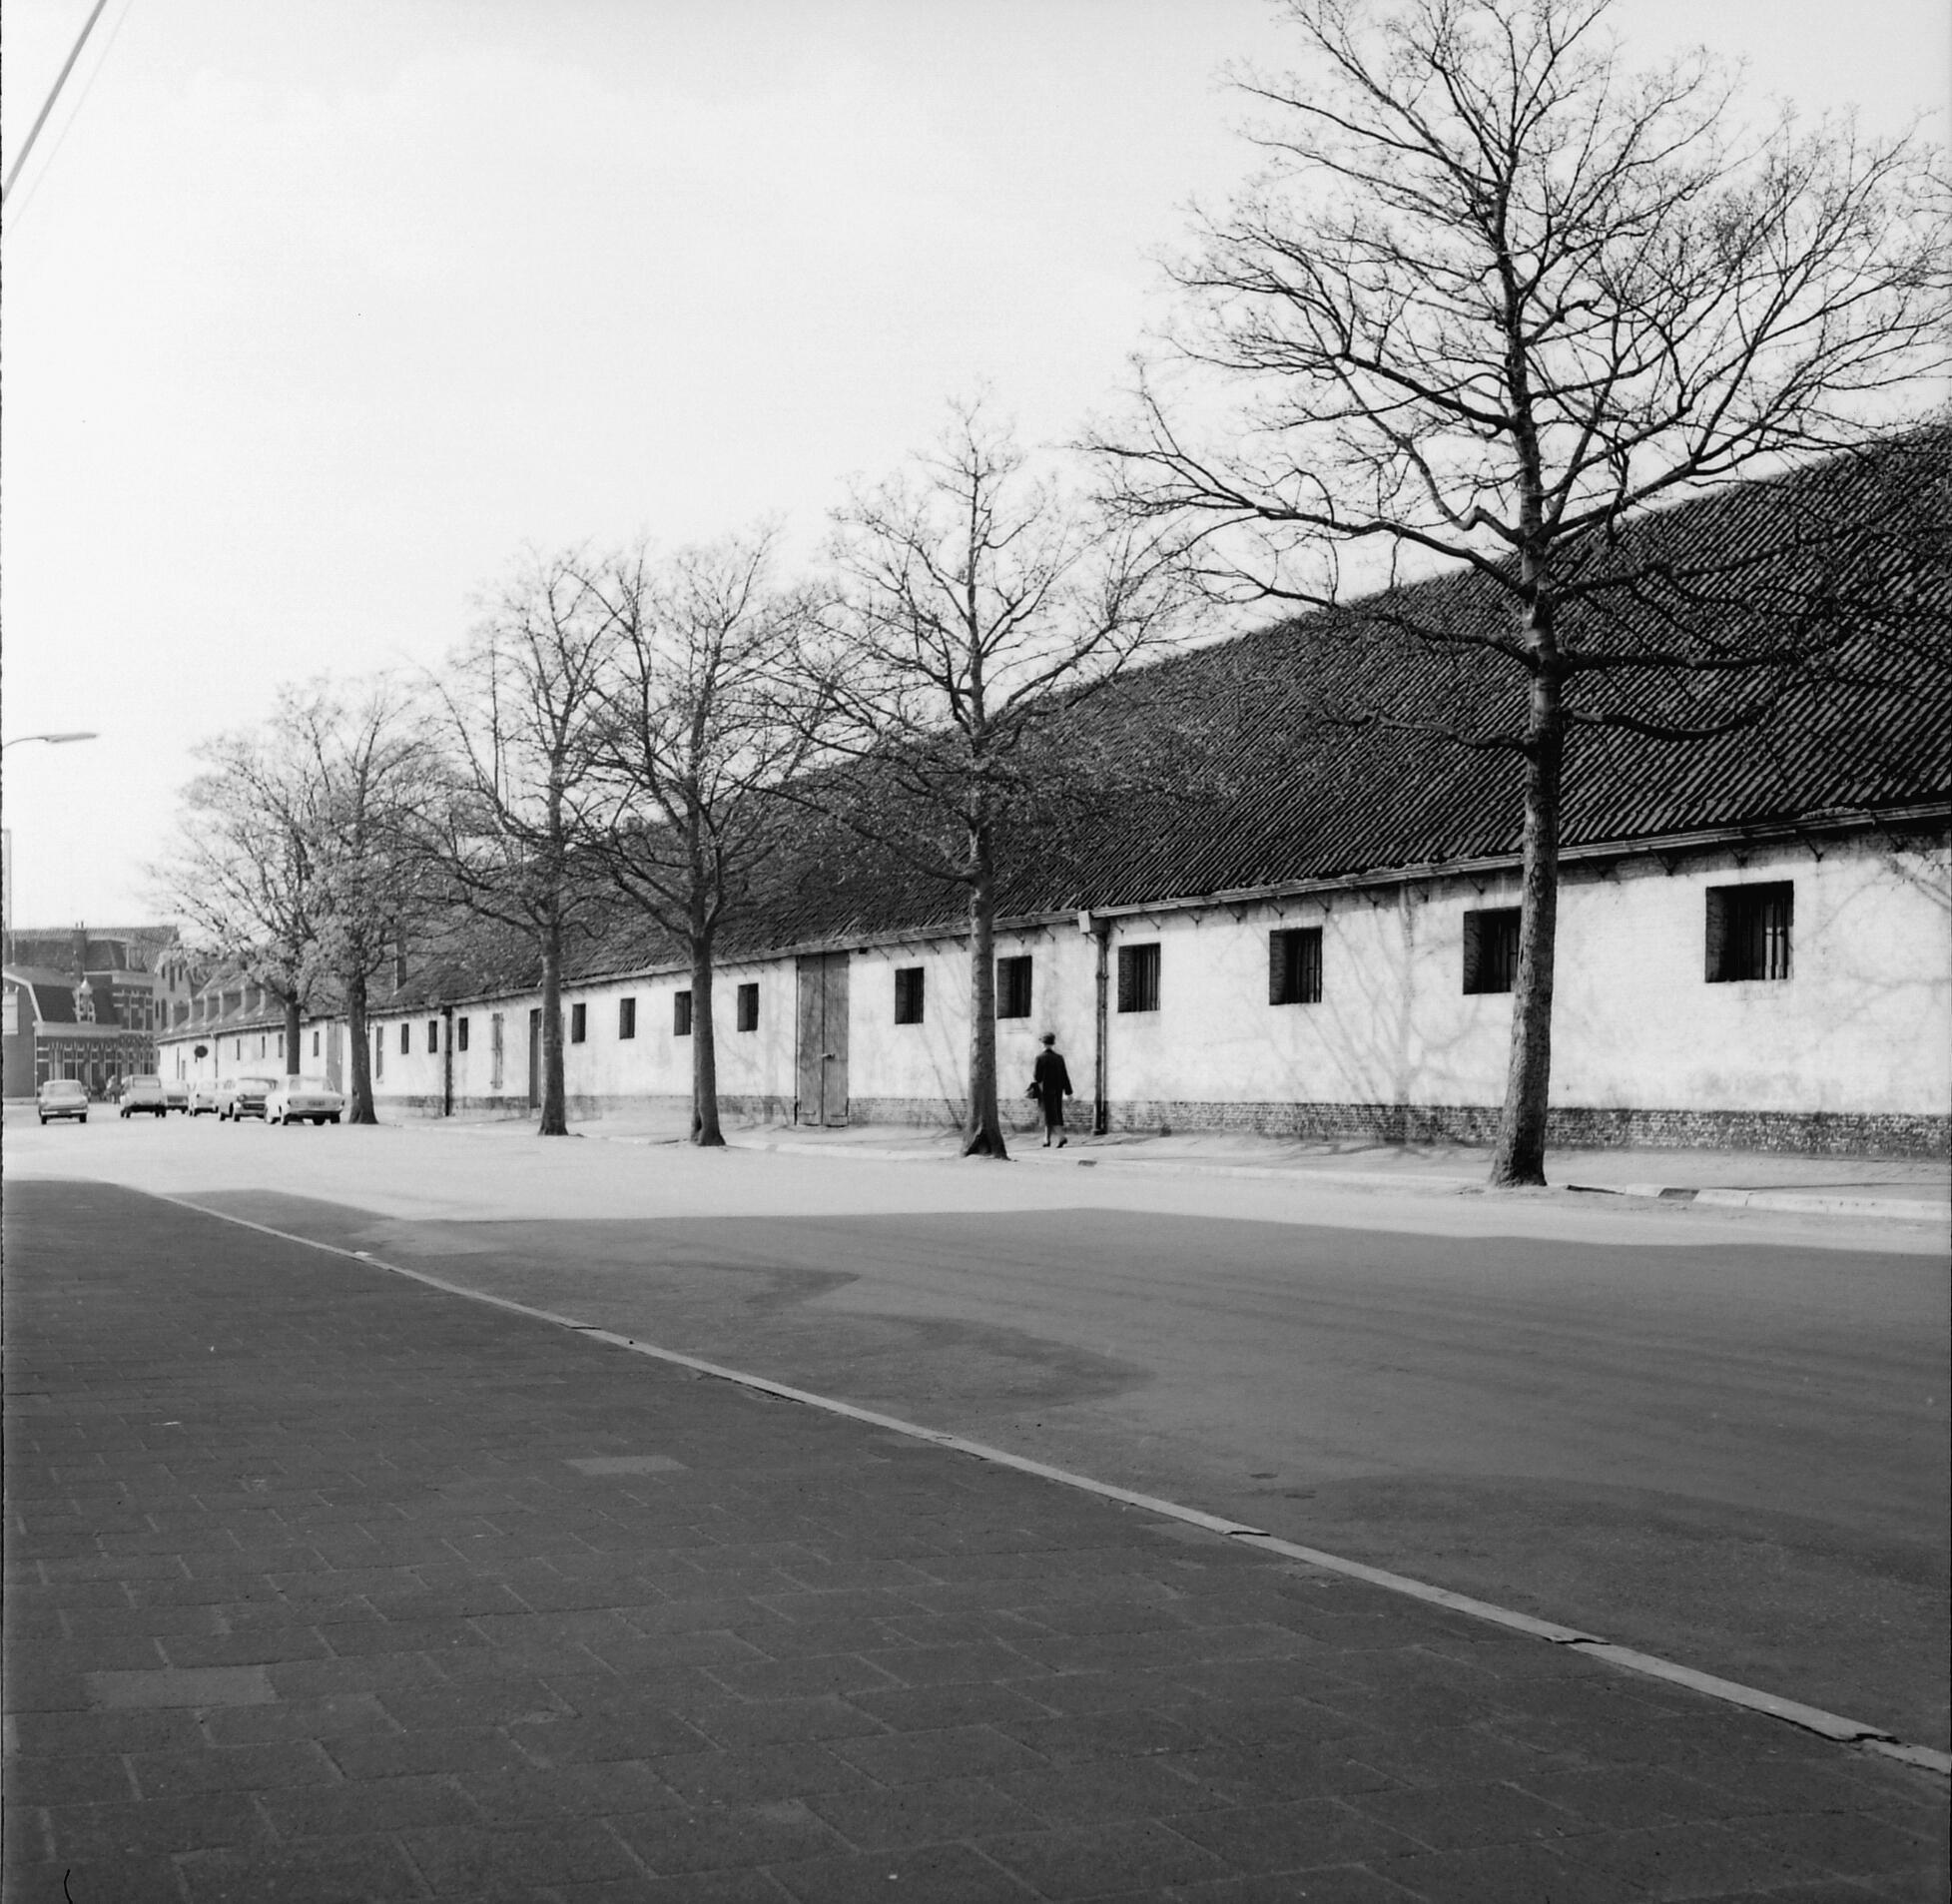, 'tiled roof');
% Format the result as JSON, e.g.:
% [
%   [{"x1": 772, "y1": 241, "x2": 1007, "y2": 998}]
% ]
[
  {"x1": 371, "y1": 428, "x2": 1947, "y2": 1001},
  {"x1": 4, "y1": 967, "x2": 85, "y2": 1022}
]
